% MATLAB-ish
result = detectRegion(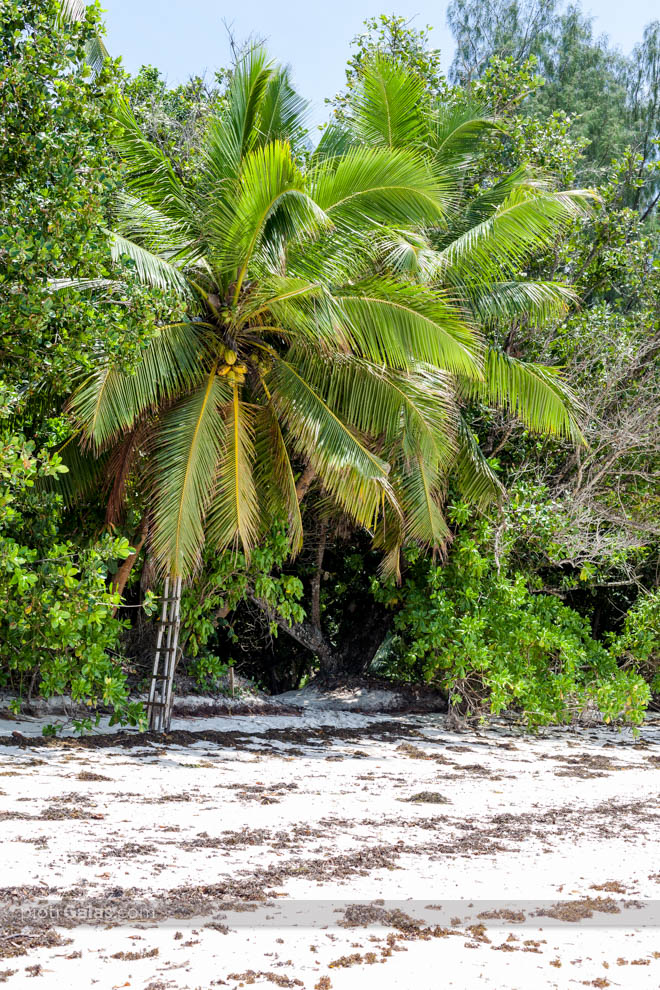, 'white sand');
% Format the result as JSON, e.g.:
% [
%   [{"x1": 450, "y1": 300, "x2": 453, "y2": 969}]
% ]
[{"x1": 0, "y1": 709, "x2": 659, "y2": 988}]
